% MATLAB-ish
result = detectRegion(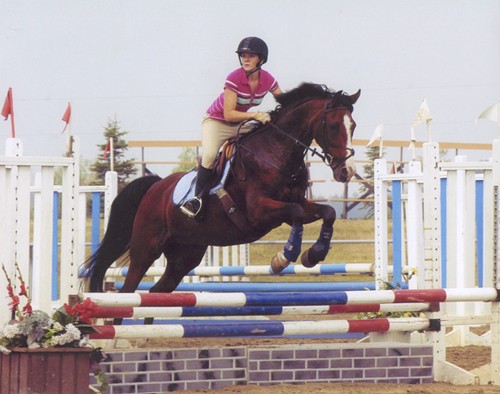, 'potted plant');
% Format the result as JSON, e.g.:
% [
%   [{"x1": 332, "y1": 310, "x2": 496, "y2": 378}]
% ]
[{"x1": 0, "y1": 263, "x2": 108, "y2": 394}]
